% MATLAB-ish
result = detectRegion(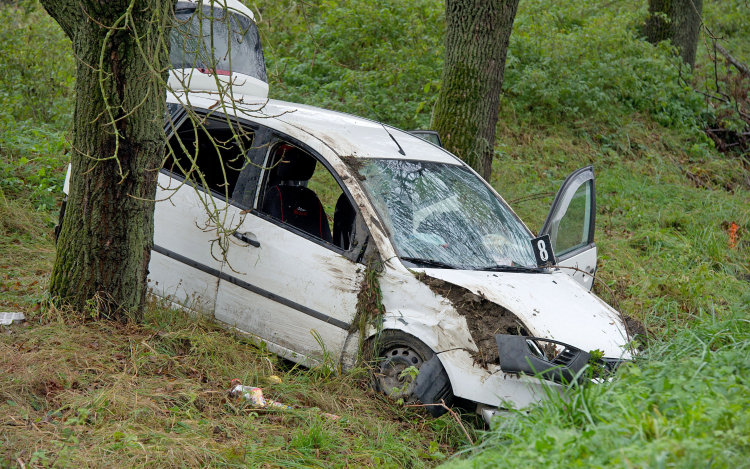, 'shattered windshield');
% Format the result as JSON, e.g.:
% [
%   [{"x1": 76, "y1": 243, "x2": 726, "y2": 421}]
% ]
[
  {"x1": 170, "y1": 3, "x2": 267, "y2": 83},
  {"x1": 359, "y1": 159, "x2": 537, "y2": 269}
]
